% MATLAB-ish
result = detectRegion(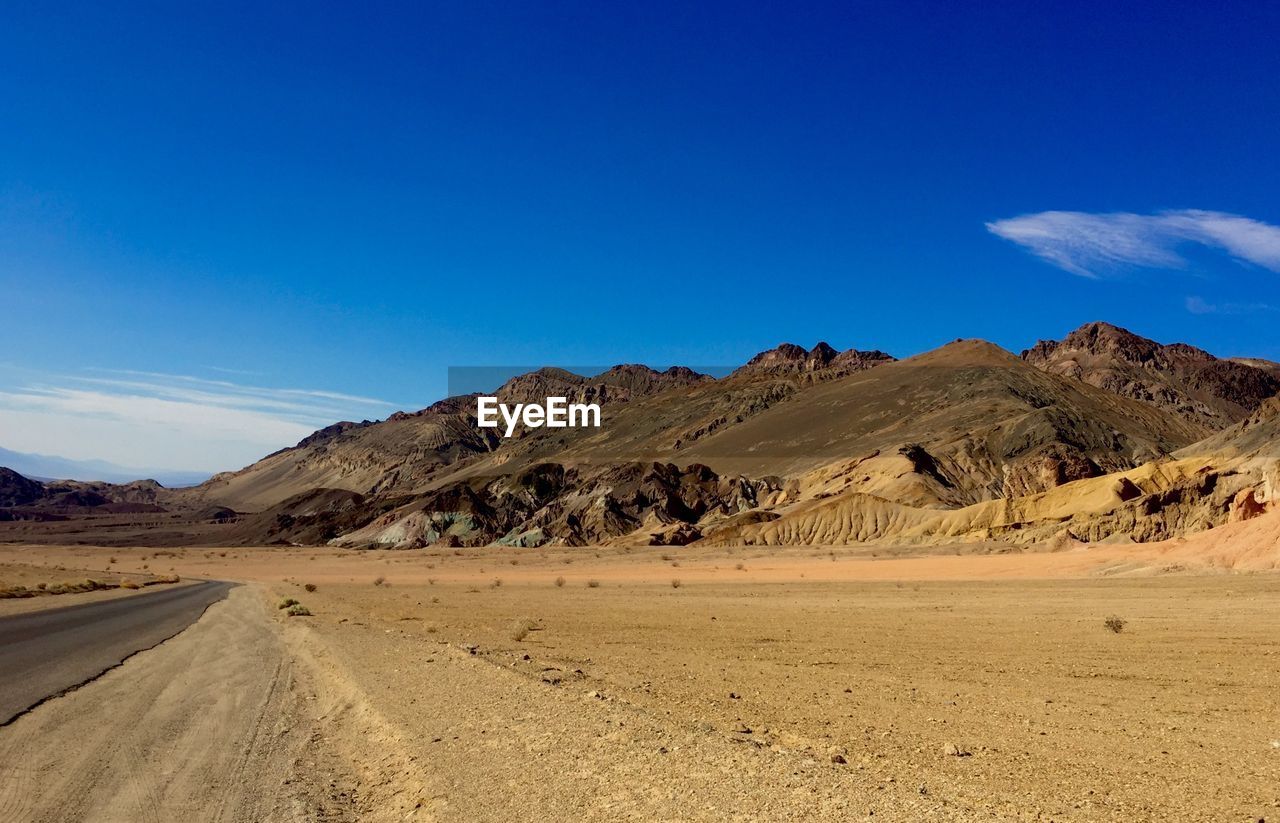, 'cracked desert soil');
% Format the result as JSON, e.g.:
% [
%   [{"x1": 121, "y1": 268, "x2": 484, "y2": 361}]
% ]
[{"x1": 1, "y1": 544, "x2": 1279, "y2": 821}]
